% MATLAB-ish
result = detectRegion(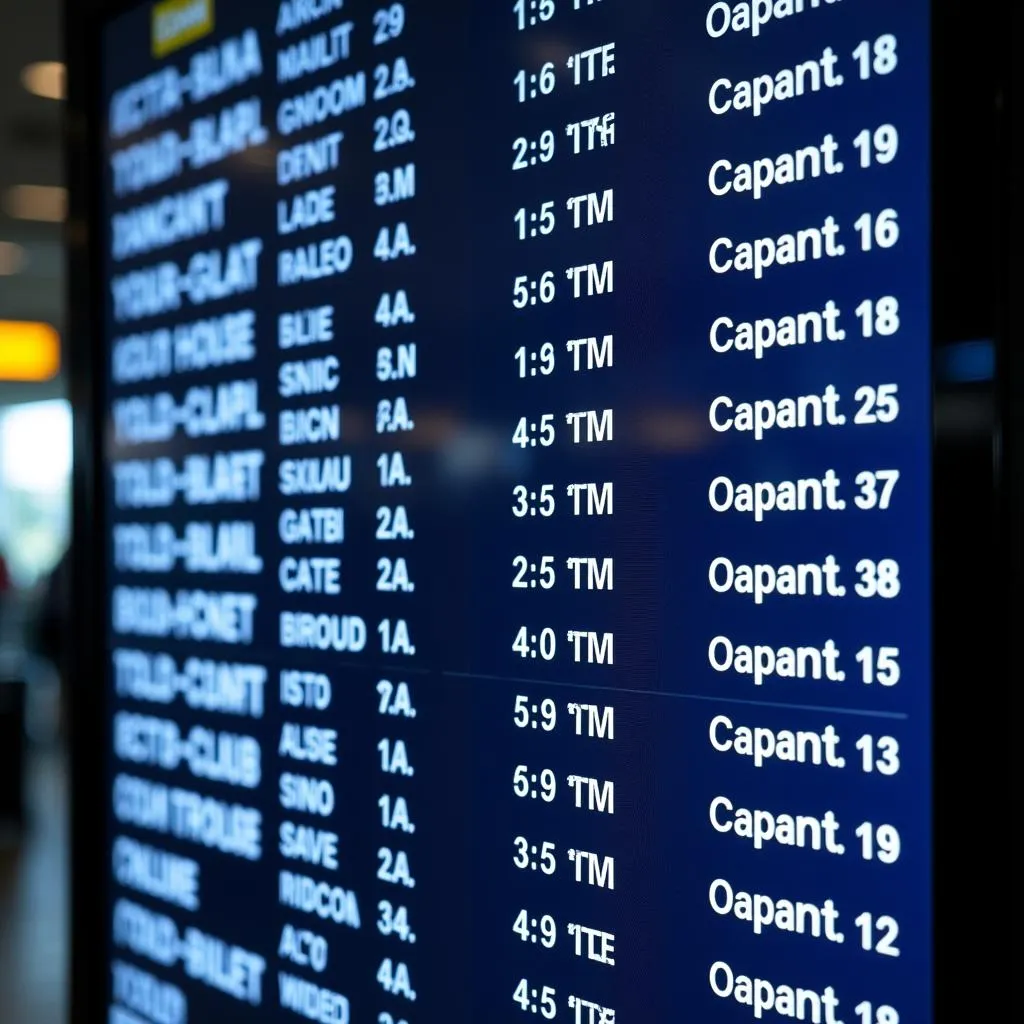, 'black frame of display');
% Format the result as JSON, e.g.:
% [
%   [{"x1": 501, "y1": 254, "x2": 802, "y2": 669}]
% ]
[{"x1": 63, "y1": 1, "x2": 1014, "y2": 1020}]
